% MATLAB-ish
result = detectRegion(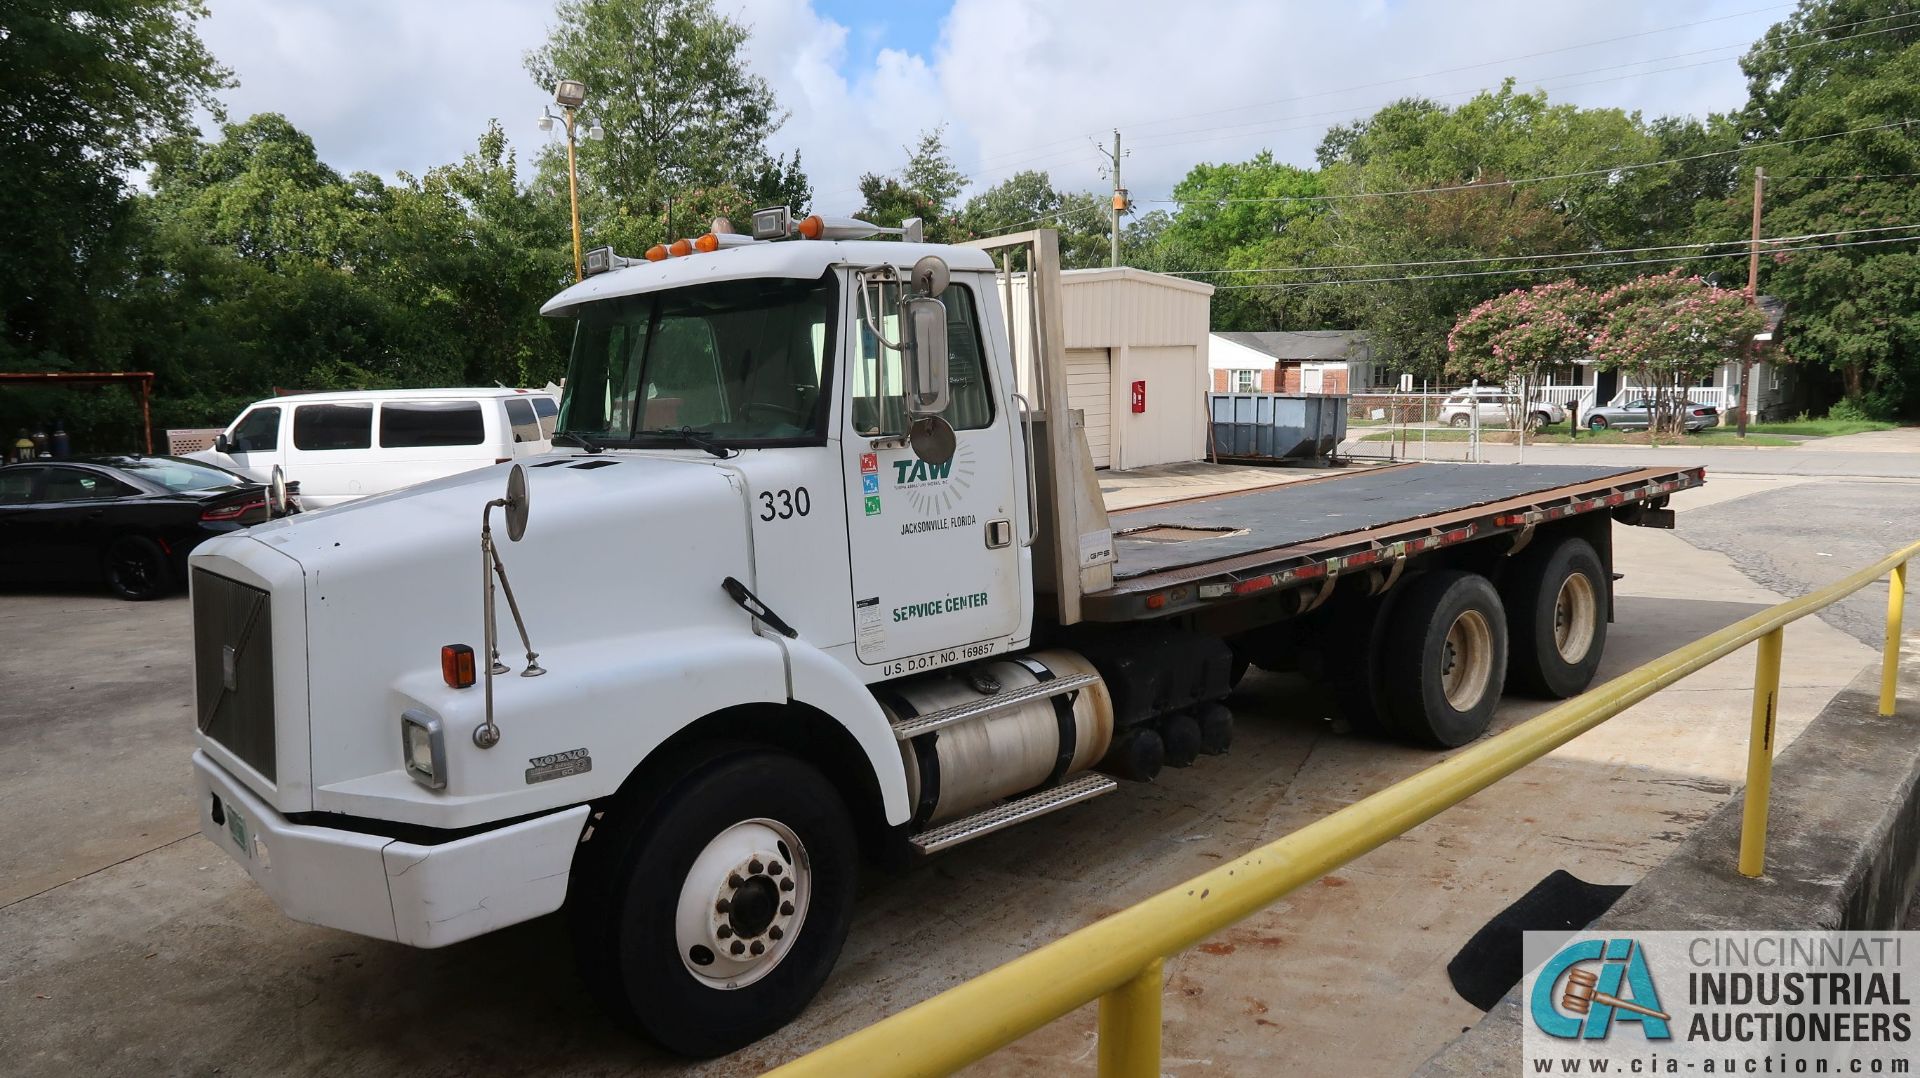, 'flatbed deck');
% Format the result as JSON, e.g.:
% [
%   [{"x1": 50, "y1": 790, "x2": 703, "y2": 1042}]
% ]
[{"x1": 1082, "y1": 461, "x2": 1703, "y2": 621}]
